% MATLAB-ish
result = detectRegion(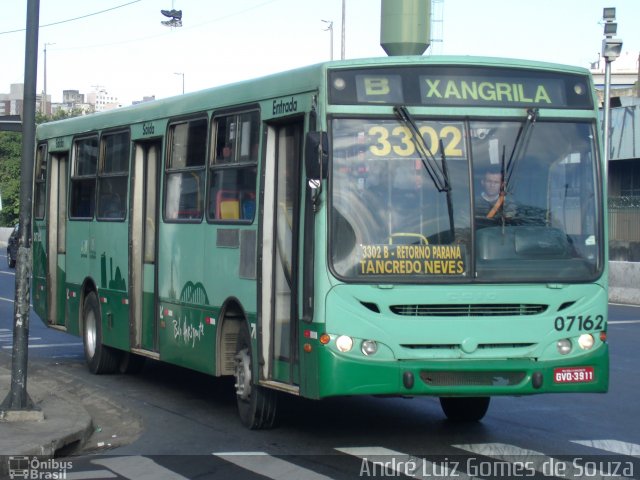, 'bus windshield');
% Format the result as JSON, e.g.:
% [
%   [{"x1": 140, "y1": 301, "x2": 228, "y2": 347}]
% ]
[{"x1": 330, "y1": 117, "x2": 601, "y2": 282}]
